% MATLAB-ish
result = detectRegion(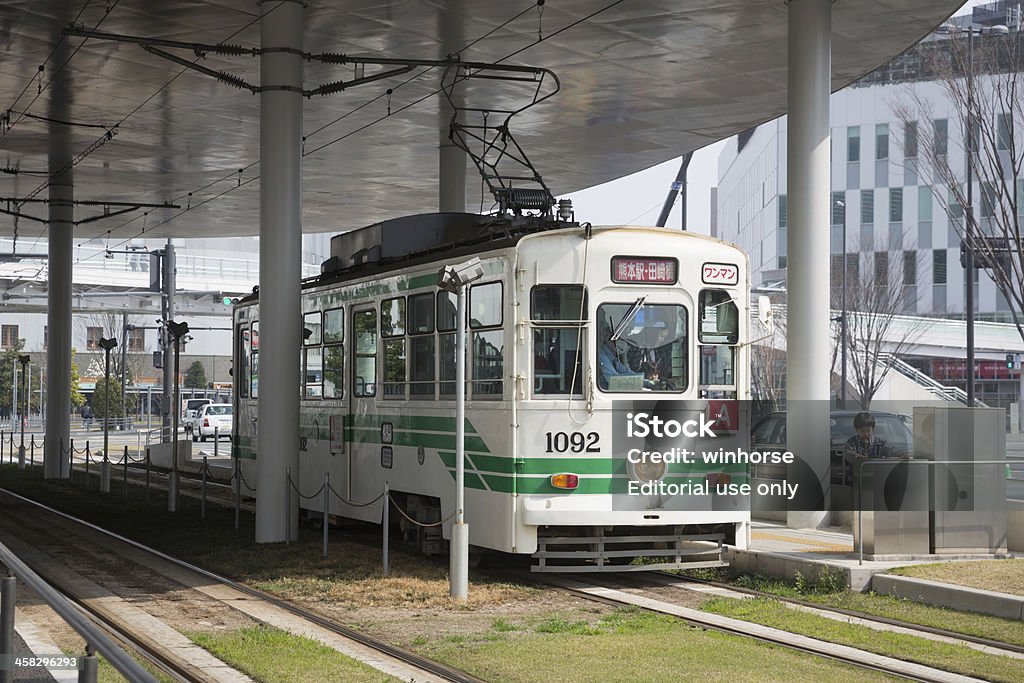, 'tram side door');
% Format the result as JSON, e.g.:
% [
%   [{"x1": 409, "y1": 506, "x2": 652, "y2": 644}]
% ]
[{"x1": 348, "y1": 306, "x2": 378, "y2": 501}]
